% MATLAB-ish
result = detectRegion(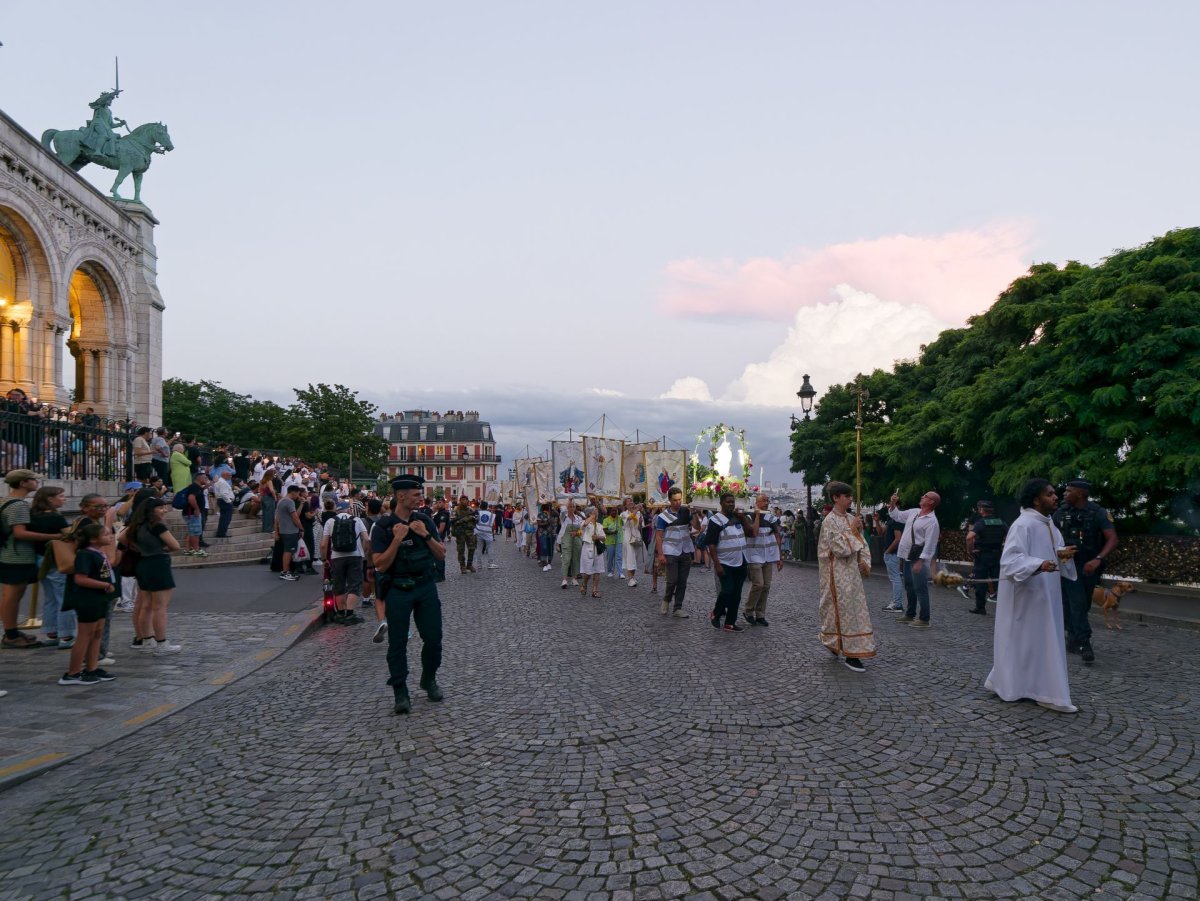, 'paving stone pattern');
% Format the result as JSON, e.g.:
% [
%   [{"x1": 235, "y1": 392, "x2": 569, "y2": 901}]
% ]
[{"x1": 0, "y1": 542, "x2": 1197, "y2": 900}]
